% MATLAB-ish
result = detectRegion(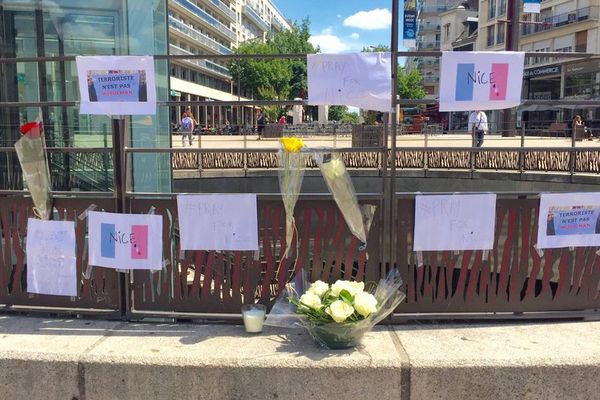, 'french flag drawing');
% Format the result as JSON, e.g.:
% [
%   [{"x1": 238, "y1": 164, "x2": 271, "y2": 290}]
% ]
[
  {"x1": 439, "y1": 51, "x2": 525, "y2": 112},
  {"x1": 100, "y1": 223, "x2": 149, "y2": 259},
  {"x1": 89, "y1": 211, "x2": 162, "y2": 270}
]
